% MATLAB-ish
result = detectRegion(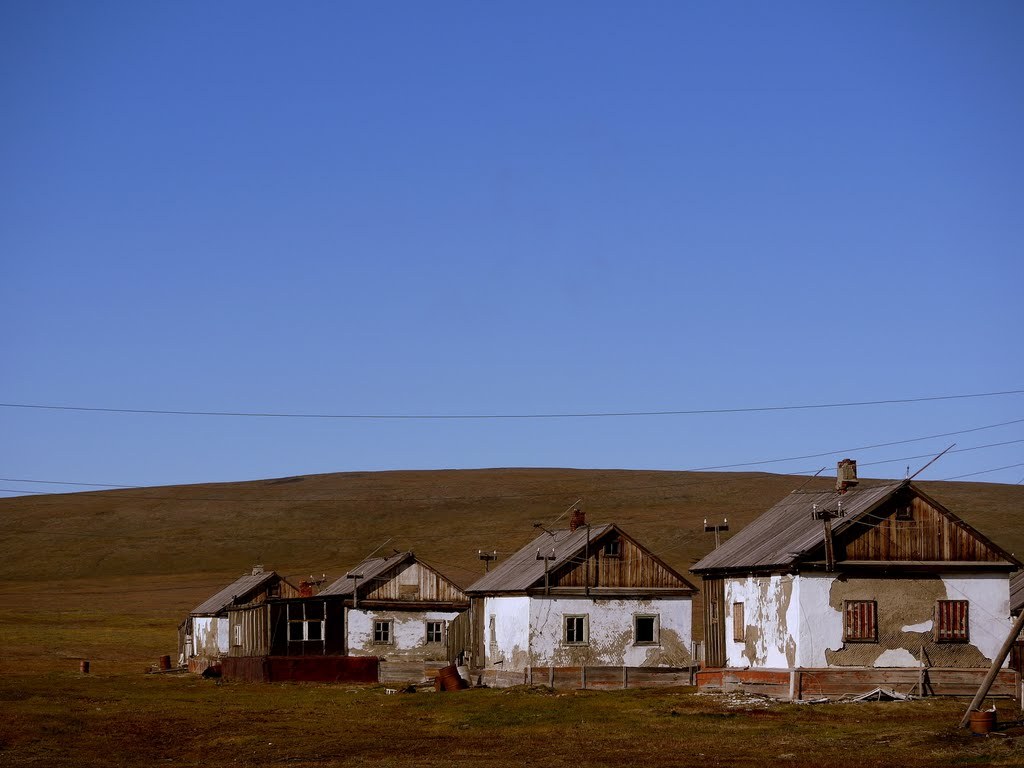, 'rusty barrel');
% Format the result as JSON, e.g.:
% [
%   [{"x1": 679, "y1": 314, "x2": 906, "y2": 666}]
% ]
[
  {"x1": 159, "y1": 655, "x2": 172, "y2": 671},
  {"x1": 438, "y1": 664, "x2": 469, "y2": 691},
  {"x1": 80, "y1": 660, "x2": 90, "y2": 674},
  {"x1": 969, "y1": 709, "x2": 996, "y2": 735}
]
